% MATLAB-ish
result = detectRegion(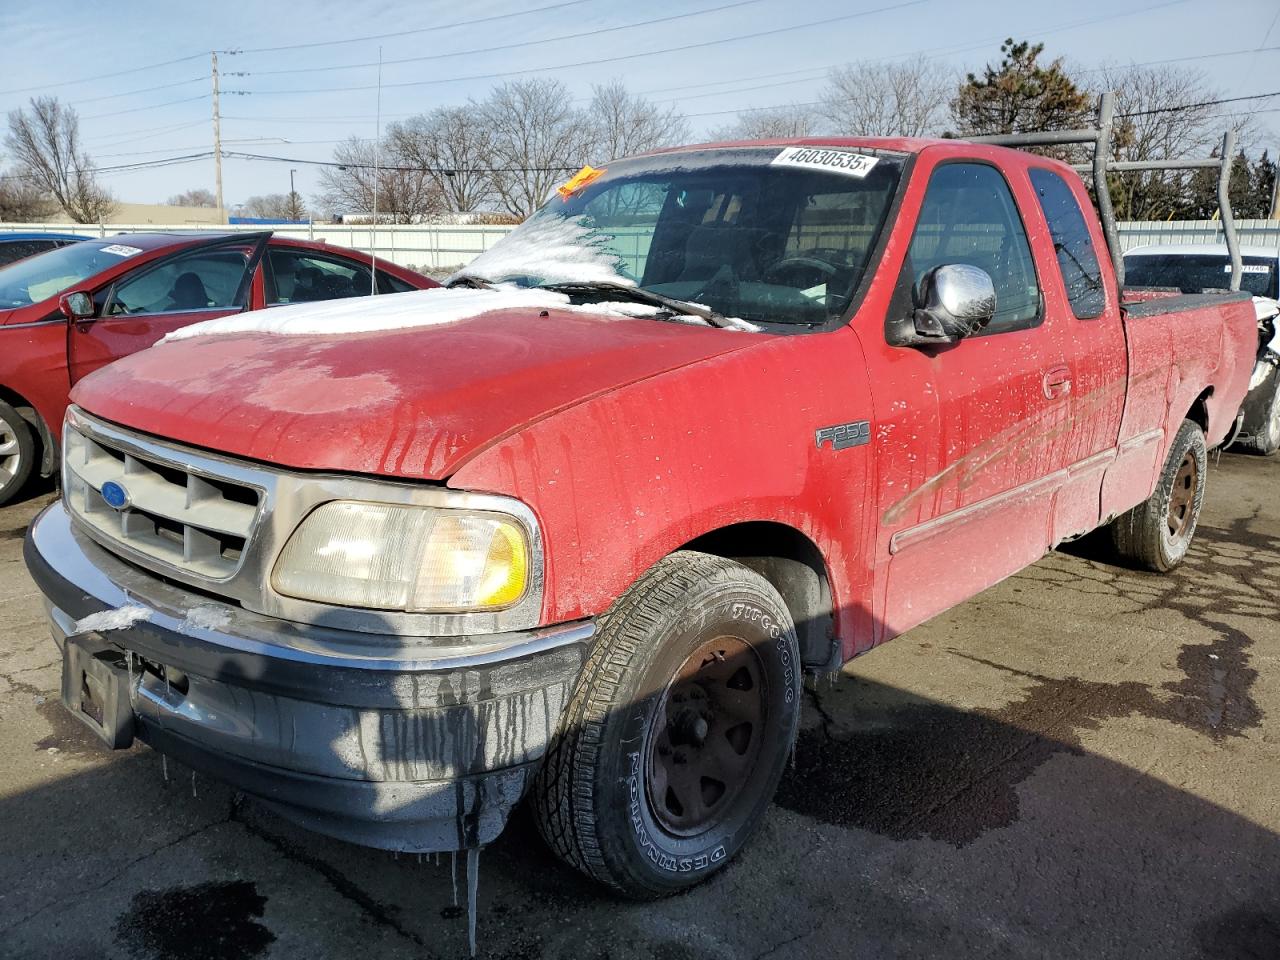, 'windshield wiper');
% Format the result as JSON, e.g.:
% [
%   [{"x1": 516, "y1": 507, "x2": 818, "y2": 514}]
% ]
[
  {"x1": 444, "y1": 274, "x2": 495, "y2": 290},
  {"x1": 539, "y1": 280, "x2": 747, "y2": 330}
]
